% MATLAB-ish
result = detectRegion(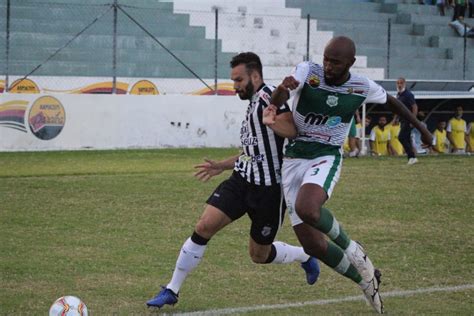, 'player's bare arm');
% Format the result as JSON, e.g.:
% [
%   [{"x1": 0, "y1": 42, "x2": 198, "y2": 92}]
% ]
[
  {"x1": 271, "y1": 76, "x2": 299, "y2": 107},
  {"x1": 411, "y1": 102, "x2": 418, "y2": 117},
  {"x1": 386, "y1": 94, "x2": 433, "y2": 146},
  {"x1": 194, "y1": 155, "x2": 239, "y2": 182},
  {"x1": 262, "y1": 105, "x2": 297, "y2": 139}
]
